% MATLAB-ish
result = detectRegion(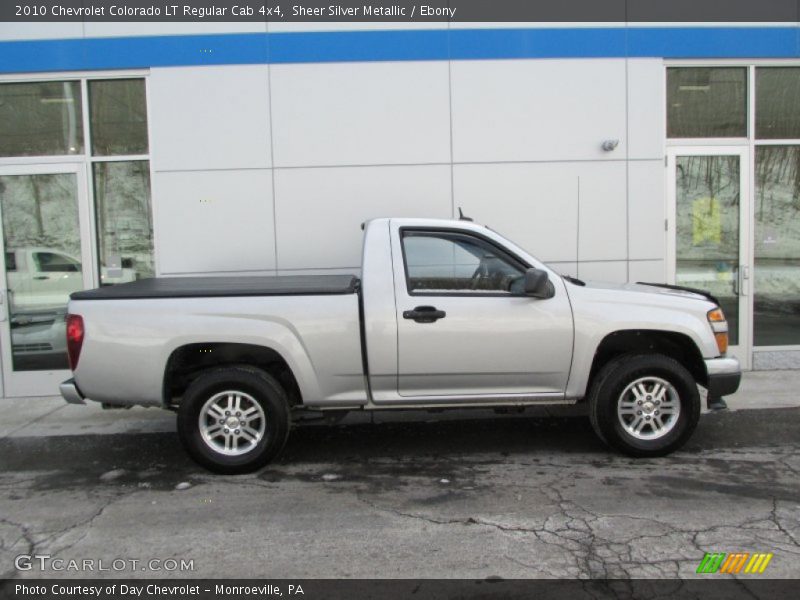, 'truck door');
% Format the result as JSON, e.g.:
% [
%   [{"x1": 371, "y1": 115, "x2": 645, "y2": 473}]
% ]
[{"x1": 393, "y1": 226, "x2": 573, "y2": 398}]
